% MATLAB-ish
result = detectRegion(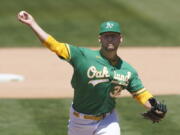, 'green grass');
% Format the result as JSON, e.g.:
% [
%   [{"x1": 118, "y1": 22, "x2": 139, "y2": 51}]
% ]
[
  {"x1": 0, "y1": 0, "x2": 180, "y2": 47},
  {"x1": 0, "y1": 95, "x2": 179, "y2": 135}
]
